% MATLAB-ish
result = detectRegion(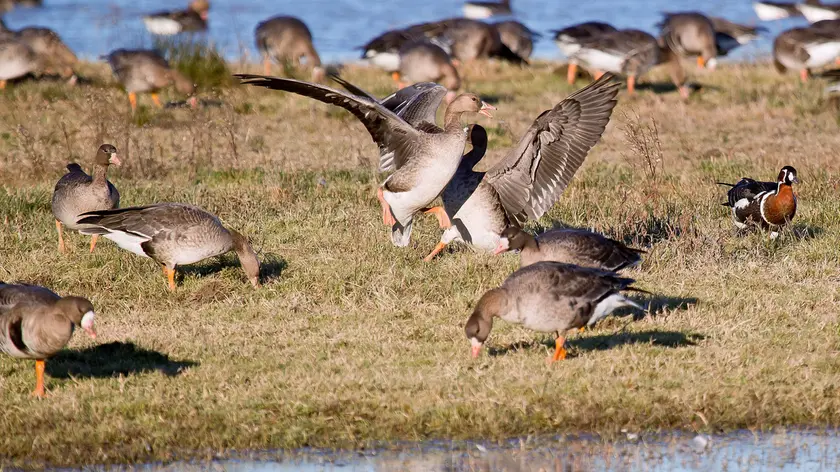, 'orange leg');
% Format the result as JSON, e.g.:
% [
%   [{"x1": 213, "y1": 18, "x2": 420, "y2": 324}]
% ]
[
  {"x1": 696, "y1": 56, "x2": 705, "y2": 68},
  {"x1": 548, "y1": 335, "x2": 567, "y2": 363},
  {"x1": 151, "y1": 93, "x2": 163, "y2": 109},
  {"x1": 376, "y1": 187, "x2": 396, "y2": 226},
  {"x1": 32, "y1": 359, "x2": 46, "y2": 398},
  {"x1": 0, "y1": 80, "x2": 6, "y2": 90},
  {"x1": 836, "y1": 57, "x2": 840, "y2": 66},
  {"x1": 627, "y1": 75, "x2": 636, "y2": 95},
  {"x1": 391, "y1": 71, "x2": 401, "y2": 83},
  {"x1": 579, "y1": 326, "x2": 585, "y2": 333},
  {"x1": 128, "y1": 92, "x2": 138, "y2": 113},
  {"x1": 56, "y1": 219, "x2": 66, "y2": 253},
  {"x1": 422, "y1": 206, "x2": 451, "y2": 229},
  {"x1": 263, "y1": 58, "x2": 272, "y2": 76},
  {"x1": 423, "y1": 242, "x2": 448, "y2": 262},
  {"x1": 162, "y1": 265, "x2": 176, "y2": 291},
  {"x1": 88, "y1": 234, "x2": 99, "y2": 253},
  {"x1": 800, "y1": 69, "x2": 809, "y2": 83},
  {"x1": 566, "y1": 62, "x2": 578, "y2": 84}
]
